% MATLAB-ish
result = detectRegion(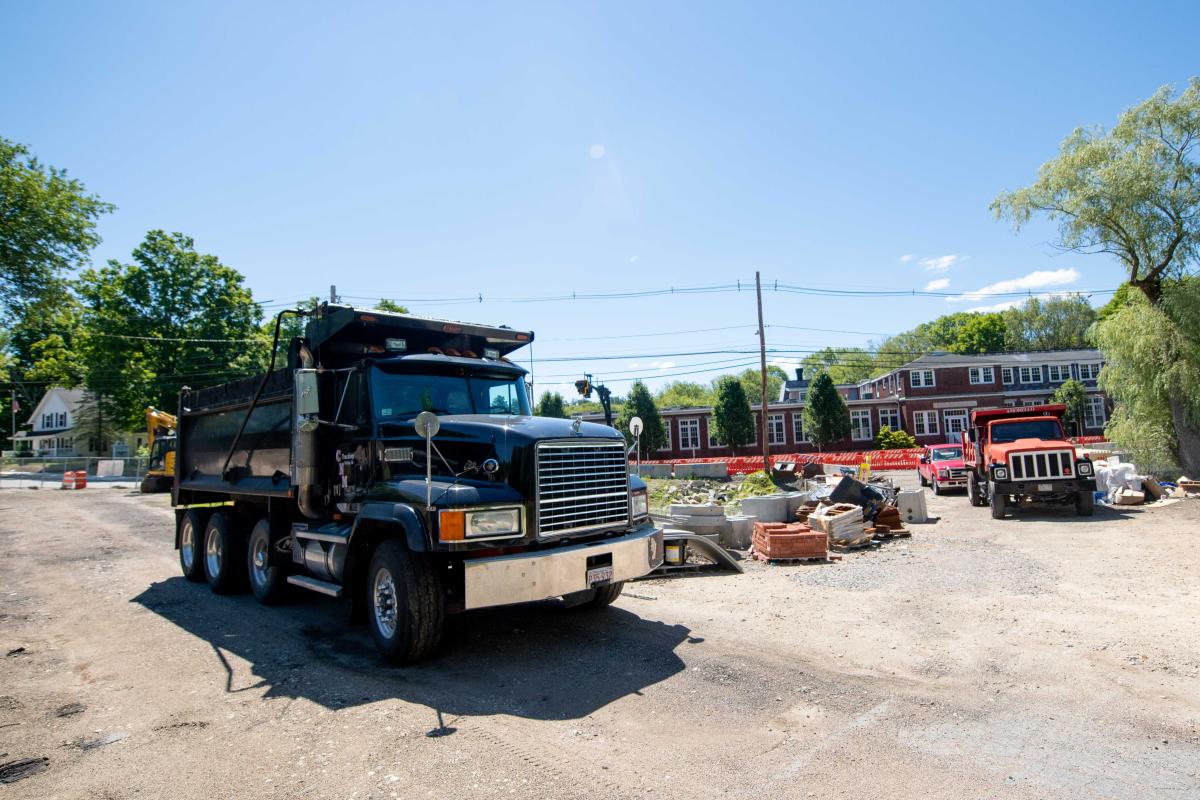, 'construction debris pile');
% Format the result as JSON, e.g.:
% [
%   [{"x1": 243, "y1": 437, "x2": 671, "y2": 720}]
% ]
[{"x1": 1094, "y1": 457, "x2": 1195, "y2": 506}]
